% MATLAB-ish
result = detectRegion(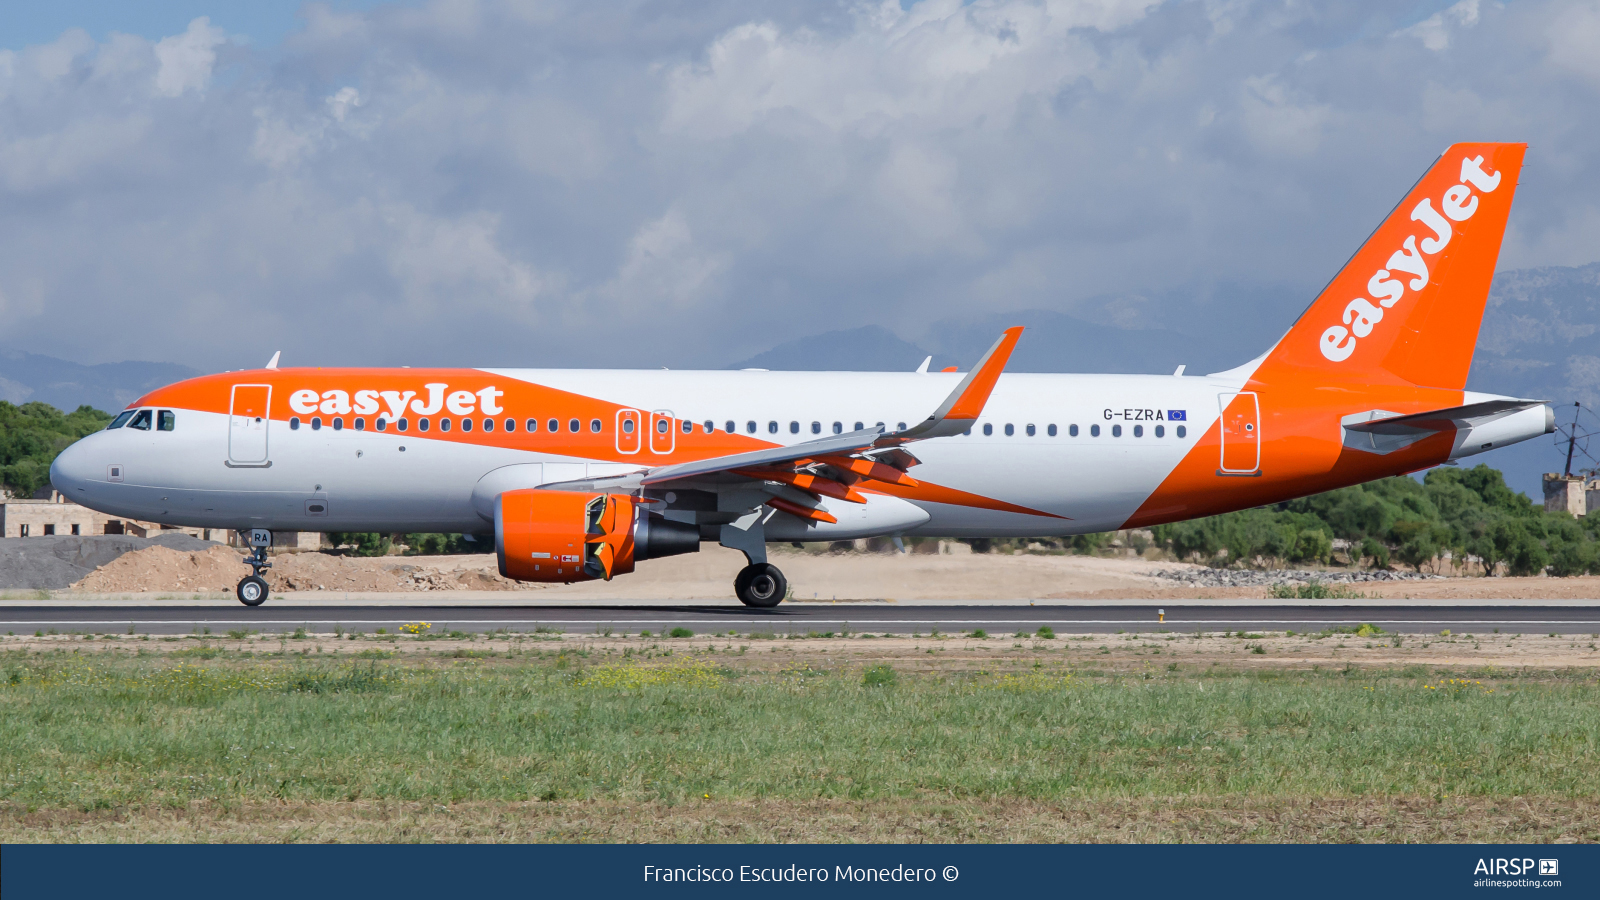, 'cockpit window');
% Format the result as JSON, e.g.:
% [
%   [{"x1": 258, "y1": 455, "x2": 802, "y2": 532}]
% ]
[
  {"x1": 127, "y1": 409, "x2": 153, "y2": 431},
  {"x1": 107, "y1": 411, "x2": 136, "y2": 430},
  {"x1": 158, "y1": 410, "x2": 175, "y2": 432}
]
